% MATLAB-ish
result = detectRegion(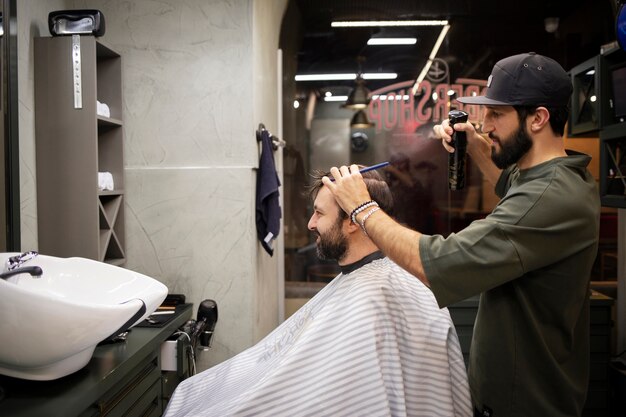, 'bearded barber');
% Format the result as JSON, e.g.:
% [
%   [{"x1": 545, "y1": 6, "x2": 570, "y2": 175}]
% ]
[{"x1": 322, "y1": 53, "x2": 600, "y2": 417}]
